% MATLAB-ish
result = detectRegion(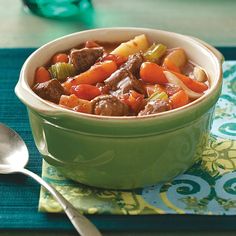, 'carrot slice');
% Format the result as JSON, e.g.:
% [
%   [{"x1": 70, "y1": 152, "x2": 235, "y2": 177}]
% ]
[
  {"x1": 35, "y1": 66, "x2": 51, "y2": 83},
  {"x1": 71, "y1": 84, "x2": 101, "y2": 101},
  {"x1": 62, "y1": 60, "x2": 117, "y2": 93},
  {"x1": 140, "y1": 62, "x2": 168, "y2": 84},
  {"x1": 170, "y1": 90, "x2": 189, "y2": 109},
  {"x1": 121, "y1": 90, "x2": 145, "y2": 113},
  {"x1": 140, "y1": 61, "x2": 208, "y2": 94},
  {"x1": 172, "y1": 71, "x2": 208, "y2": 93},
  {"x1": 59, "y1": 94, "x2": 92, "y2": 113},
  {"x1": 52, "y1": 53, "x2": 69, "y2": 64},
  {"x1": 59, "y1": 94, "x2": 79, "y2": 108}
]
